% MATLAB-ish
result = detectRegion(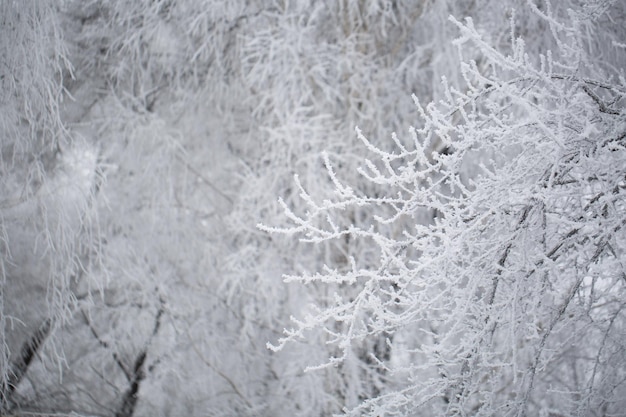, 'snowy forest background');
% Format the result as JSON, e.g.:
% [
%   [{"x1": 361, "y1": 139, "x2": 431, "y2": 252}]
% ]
[{"x1": 1, "y1": 1, "x2": 625, "y2": 416}]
